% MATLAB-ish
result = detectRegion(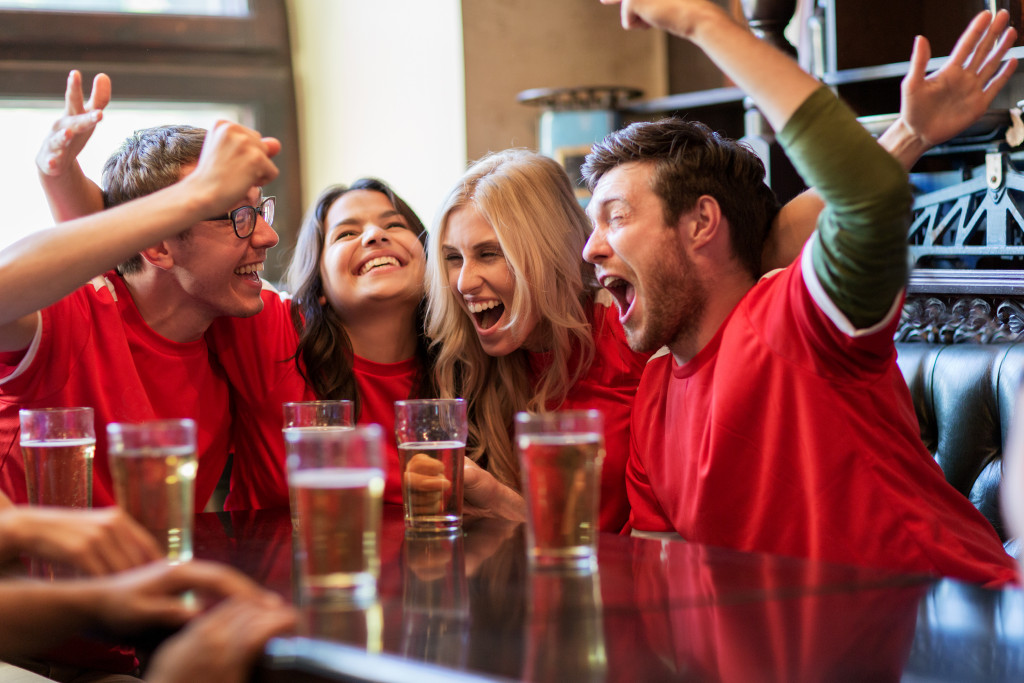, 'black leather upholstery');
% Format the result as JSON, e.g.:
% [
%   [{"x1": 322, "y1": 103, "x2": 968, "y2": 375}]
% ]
[{"x1": 895, "y1": 342, "x2": 1024, "y2": 544}]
